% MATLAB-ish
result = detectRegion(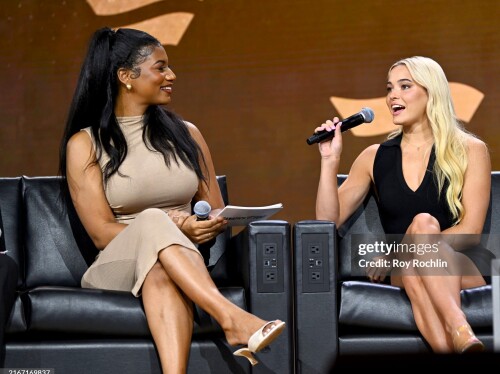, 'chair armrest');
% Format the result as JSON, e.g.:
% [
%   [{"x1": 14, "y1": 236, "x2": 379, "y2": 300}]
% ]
[{"x1": 294, "y1": 220, "x2": 339, "y2": 373}]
